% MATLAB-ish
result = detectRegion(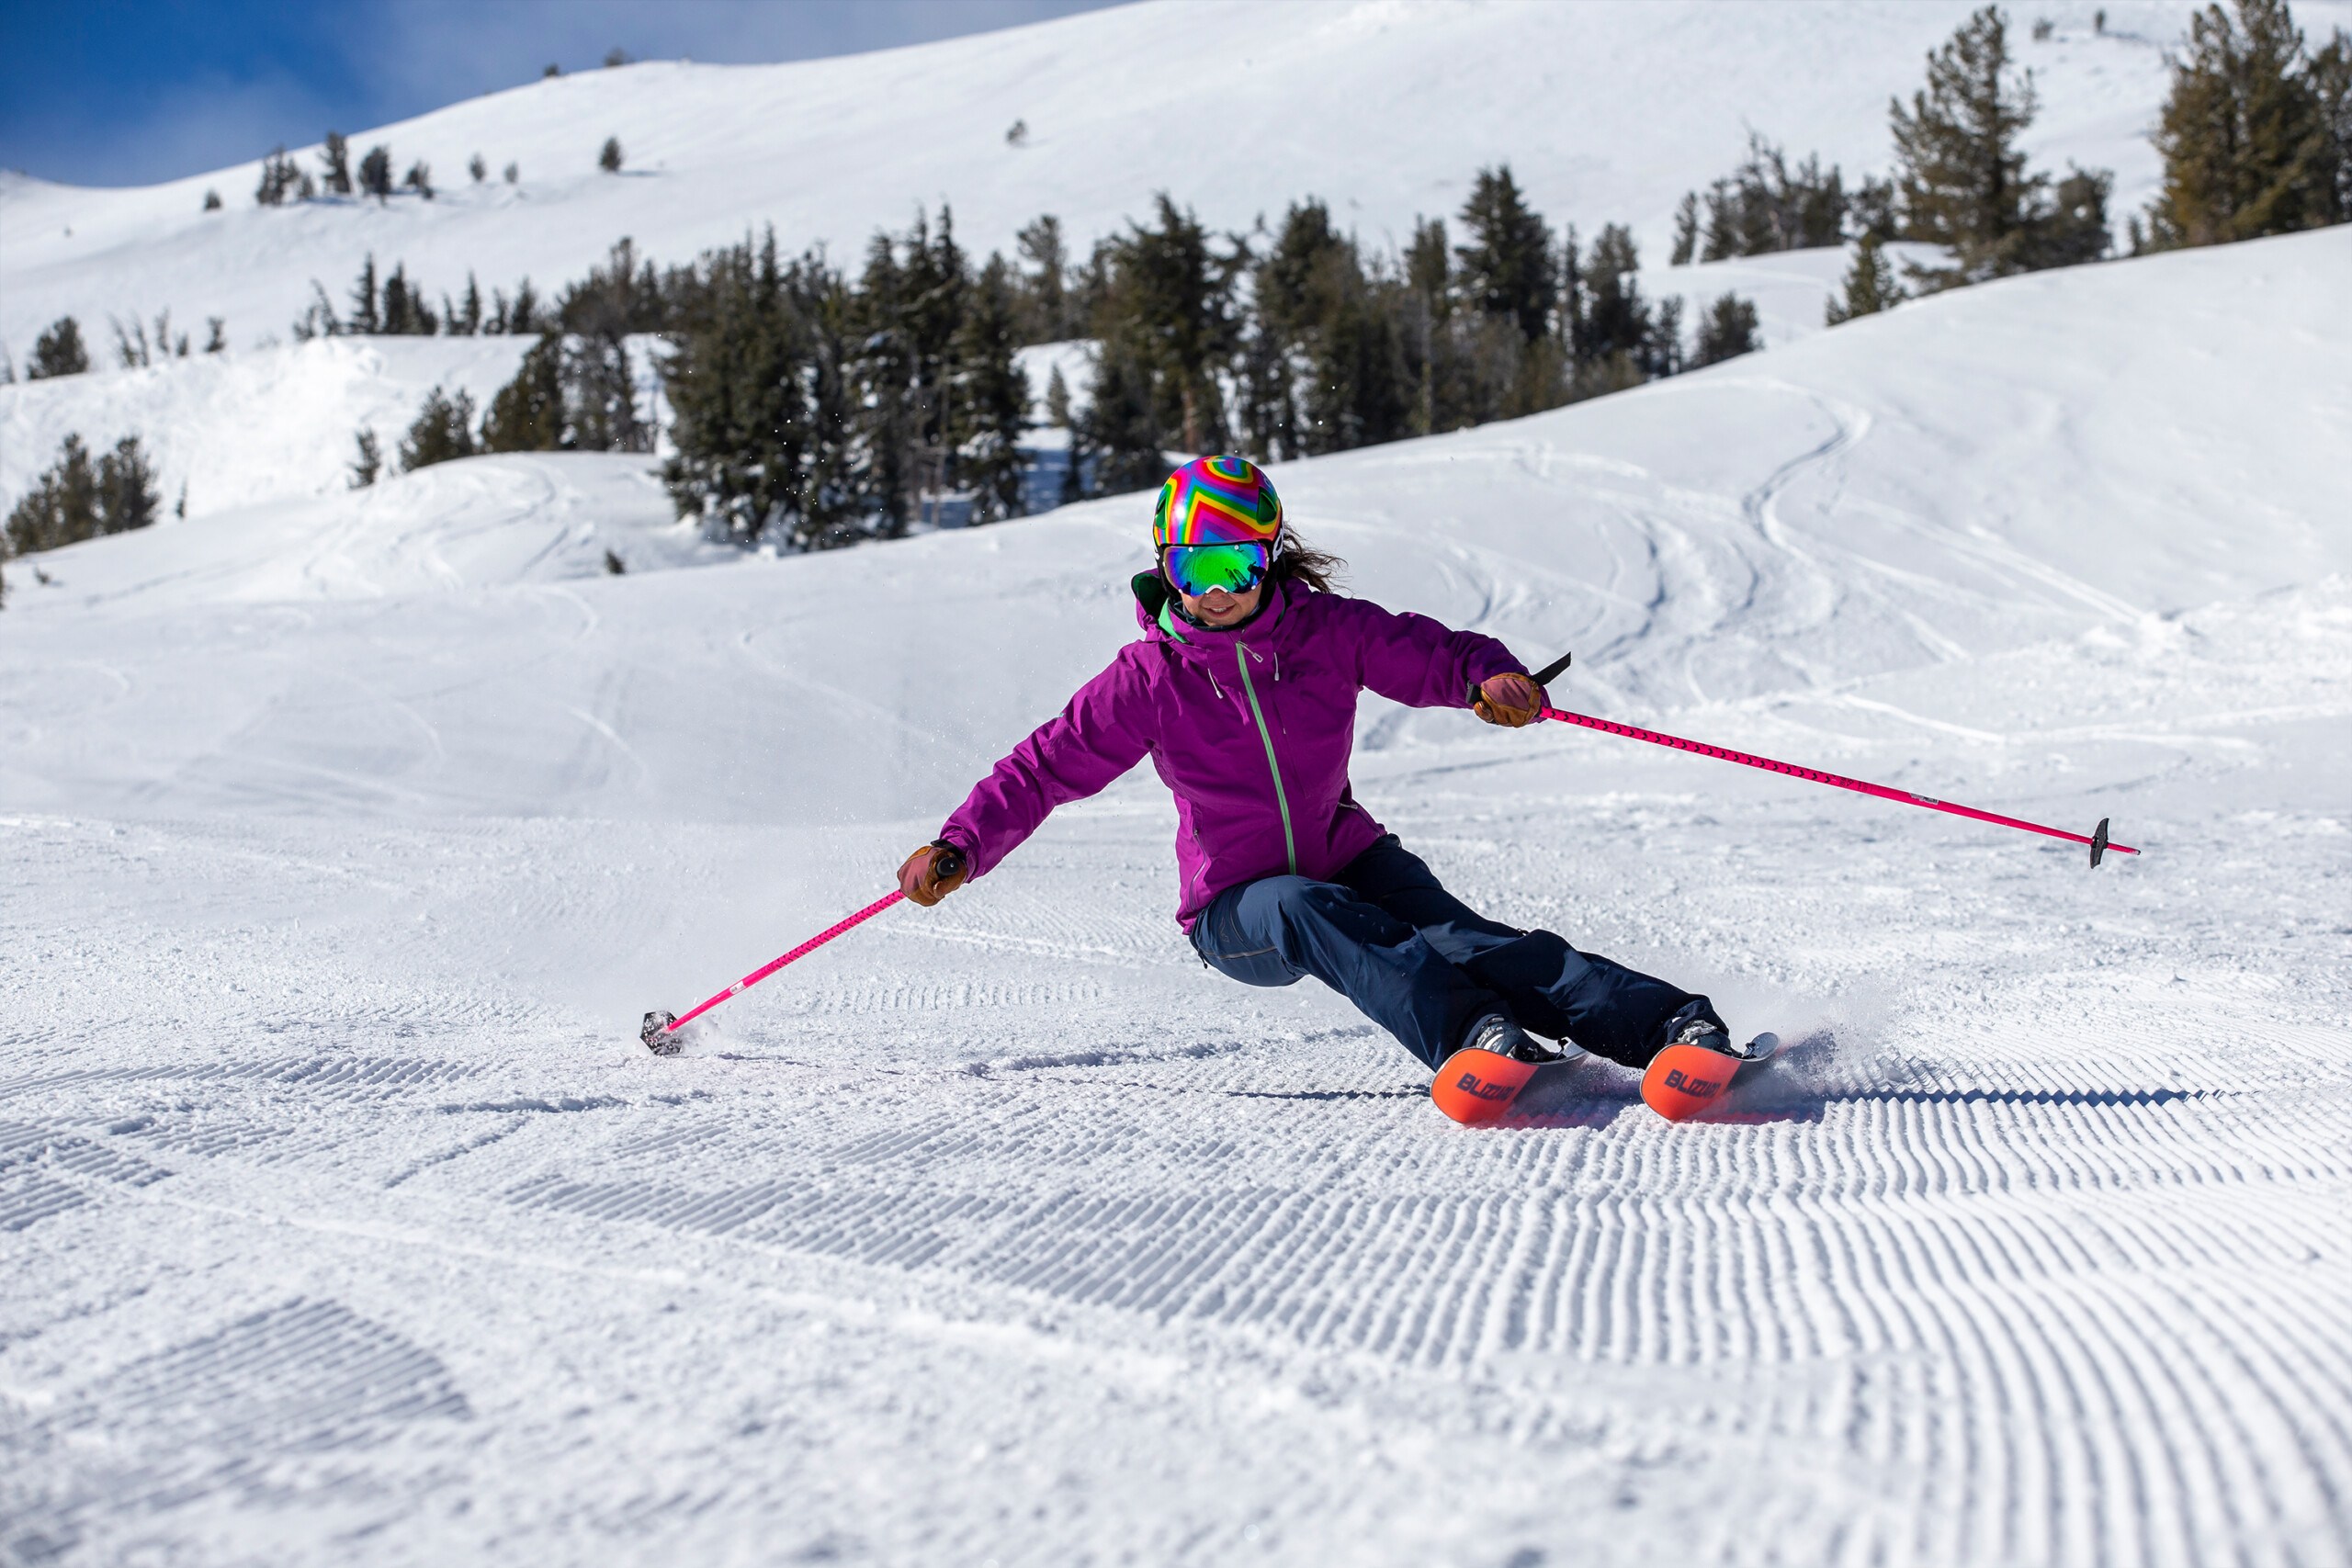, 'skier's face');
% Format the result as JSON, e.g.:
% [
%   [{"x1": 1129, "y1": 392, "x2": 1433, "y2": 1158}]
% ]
[{"x1": 1179, "y1": 581, "x2": 1262, "y2": 626}]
